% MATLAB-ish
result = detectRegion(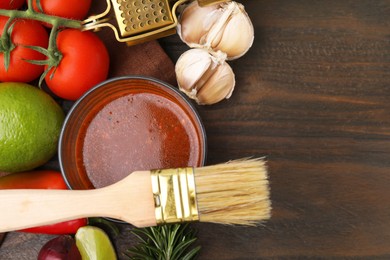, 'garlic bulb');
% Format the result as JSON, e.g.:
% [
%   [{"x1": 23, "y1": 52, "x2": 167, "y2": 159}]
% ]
[
  {"x1": 175, "y1": 48, "x2": 235, "y2": 105},
  {"x1": 177, "y1": 1, "x2": 254, "y2": 60}
]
